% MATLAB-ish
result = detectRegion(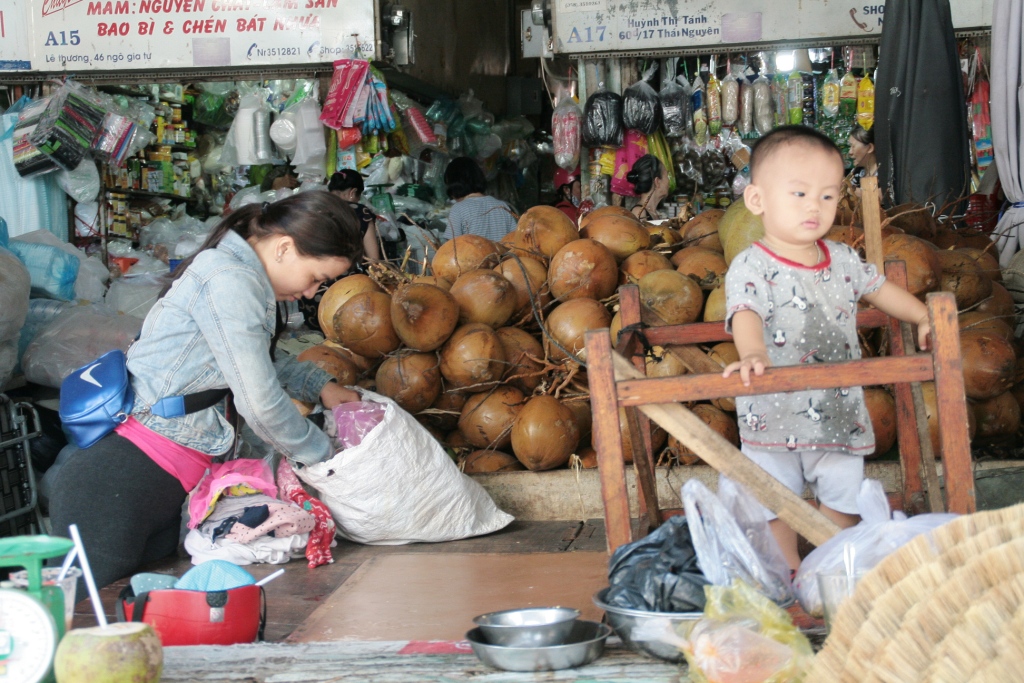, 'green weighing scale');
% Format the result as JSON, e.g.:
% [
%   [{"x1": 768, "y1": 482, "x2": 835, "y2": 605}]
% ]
[{"x1": 0, "y1": 536, "x2": 74, "y2": 683}]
